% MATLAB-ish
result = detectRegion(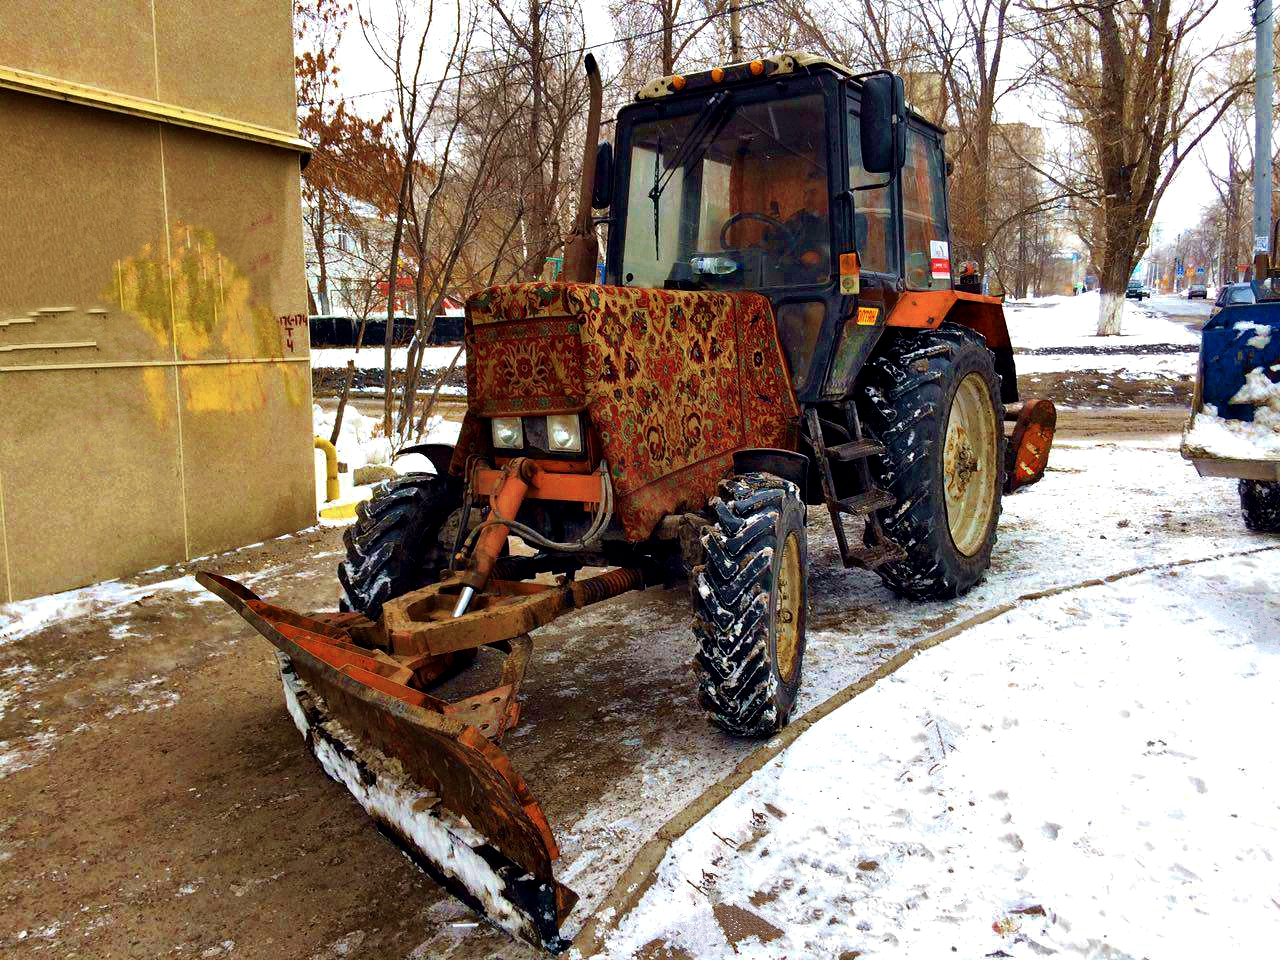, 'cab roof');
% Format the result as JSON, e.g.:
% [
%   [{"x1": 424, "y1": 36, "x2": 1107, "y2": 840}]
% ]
[{"x1": 635, "y1": 51, "x2": 944, "y2": 135}]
